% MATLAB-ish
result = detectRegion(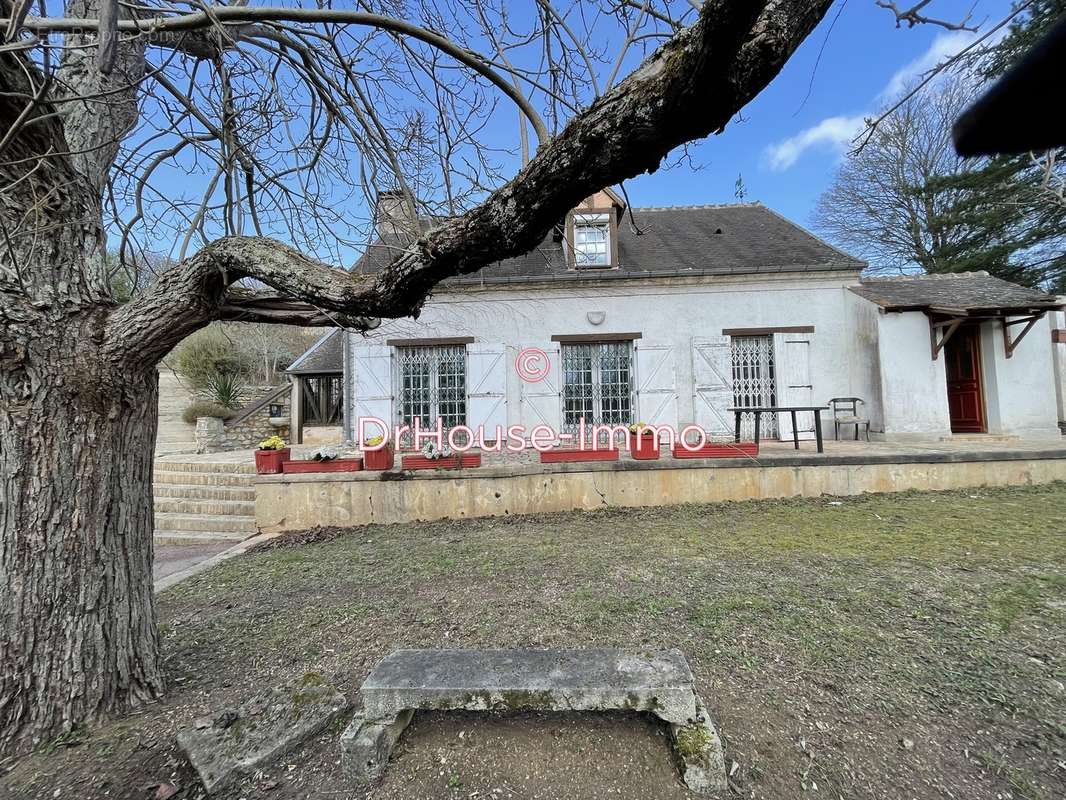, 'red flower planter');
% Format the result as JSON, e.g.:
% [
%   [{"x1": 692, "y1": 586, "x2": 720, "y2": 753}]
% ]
[
  {"x1": 630, "y1": 432, "x2": 660, "y2": 460},
  {"x1": 401, "y1": 453, "x2": 482, "y2": 470},
  {"x1": 255, "y1": 448, "x2": 290, "y2": 474},
  {"x1": 282, "y1": 458, "x2": 363, "y2": 473},
  {"x1": 671, "y1": 442, "x2": 759, "y2": 459},
  {"x1": 539, "y1": 448, "x2": 619, "y2": 464},
  {"x1": 363, "y1": 445, "x2": 395, "y2": 471}
]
